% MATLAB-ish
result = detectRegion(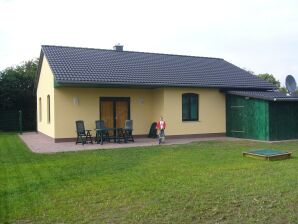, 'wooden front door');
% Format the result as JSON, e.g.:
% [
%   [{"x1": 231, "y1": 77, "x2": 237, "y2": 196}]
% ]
[{"x1": 100, "y1": 97, "x2": 130, "y2": 134}]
